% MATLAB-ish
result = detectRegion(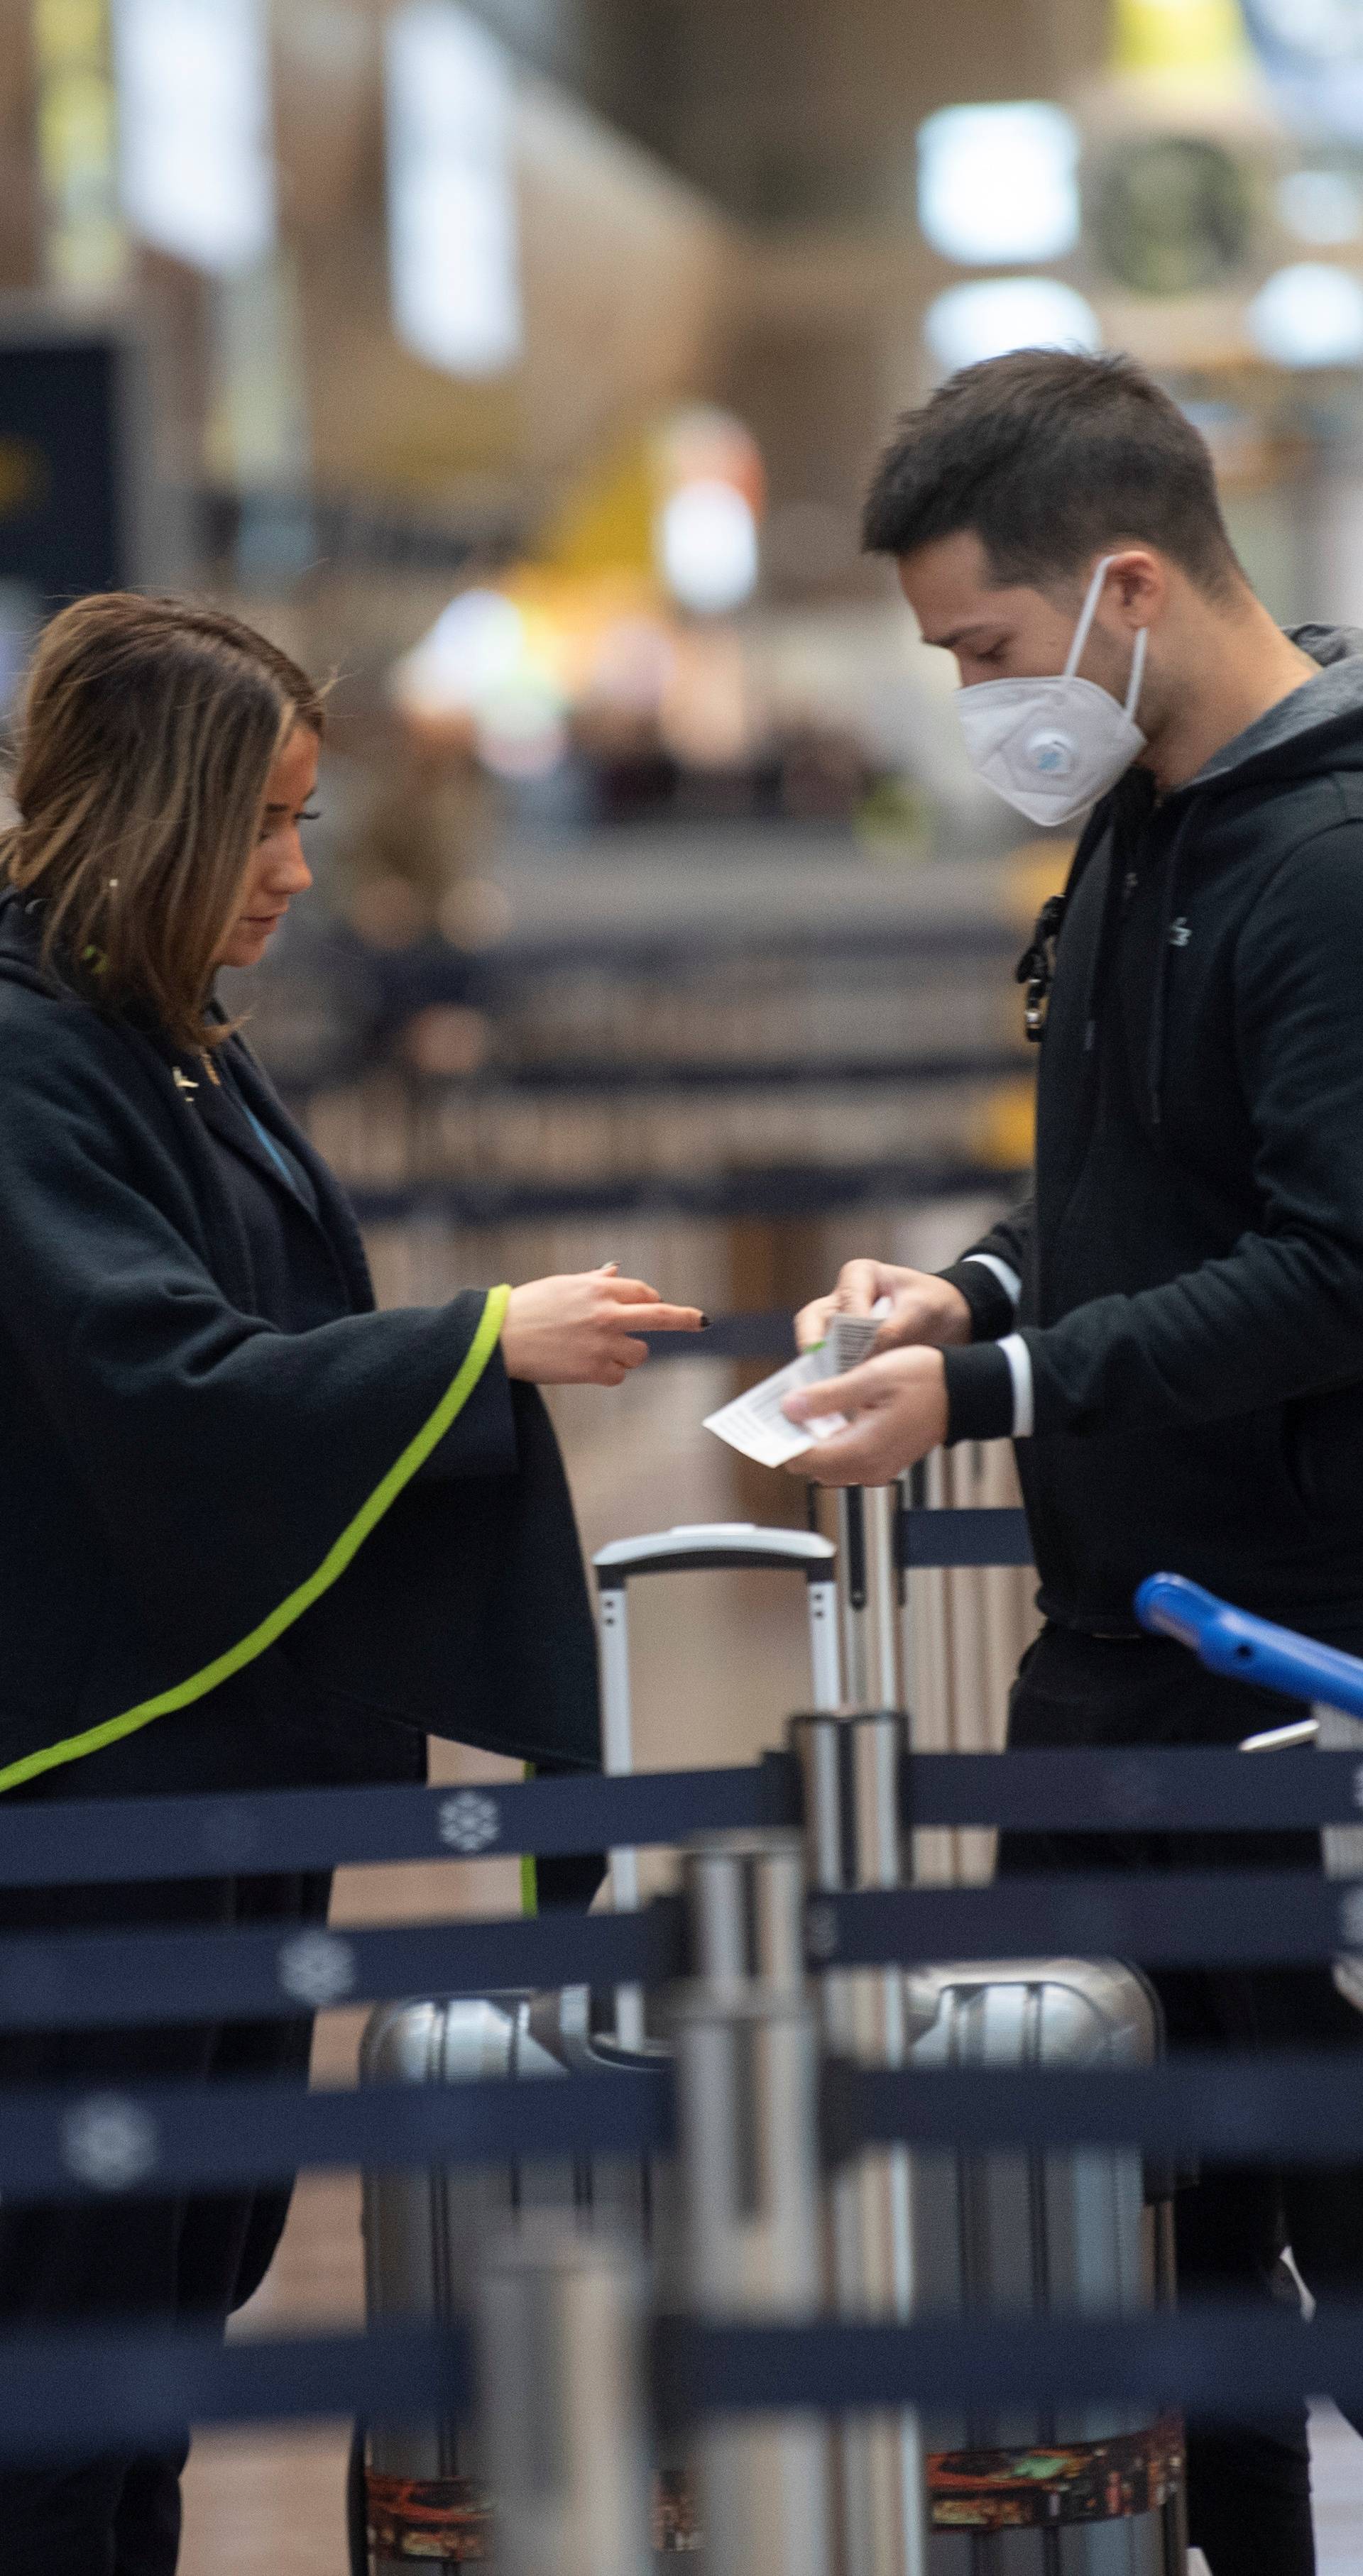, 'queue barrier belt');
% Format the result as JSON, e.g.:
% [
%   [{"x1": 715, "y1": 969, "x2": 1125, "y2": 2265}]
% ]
[
  {"x1": 3, "y1": 1516, "x2": 1360, "y2": 2464},
  {"x1": 7, "y1": 1742, "x2": 1363, "y2": 1893},
  {"x1": 2, "y1": 1868, "x2": 1363, "y2": 2036},
  {"x1": 0, "y1": 2306, "x2": 1362, "y2": 2463},
  {"x1": 11, "y1": 2047, "x2": 1363, "y2": 2207}
]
